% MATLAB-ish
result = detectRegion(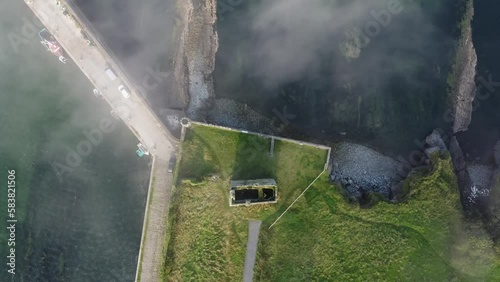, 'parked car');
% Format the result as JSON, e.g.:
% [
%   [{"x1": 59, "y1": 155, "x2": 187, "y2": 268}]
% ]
[
  {"x1": 168, "y1": 155, "x2": 176, "y2": 173},
  {"x1": 118, "y1": 85, "x2": 130, "y2": 98},
  {"x1": 105, "y1": 67, "x2": 117, "y2": 81}
]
